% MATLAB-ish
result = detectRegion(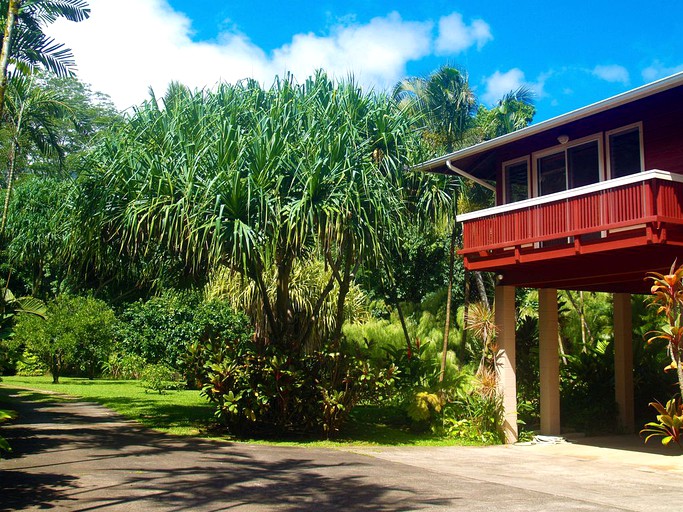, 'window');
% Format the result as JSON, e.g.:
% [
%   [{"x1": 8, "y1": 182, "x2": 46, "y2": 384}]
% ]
[
  {"x1": 608, "y1": 125, "x2": 643, "y2": 178},
  {"x1": 503, "y1": 158, "x2": 529, "y2": 203},
  {"x1": 568, "y1": 141, "x2": 600, "y2": 188},
  {"x1": 535, "y1": 137, "x2": 602, "y2": 197}
]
